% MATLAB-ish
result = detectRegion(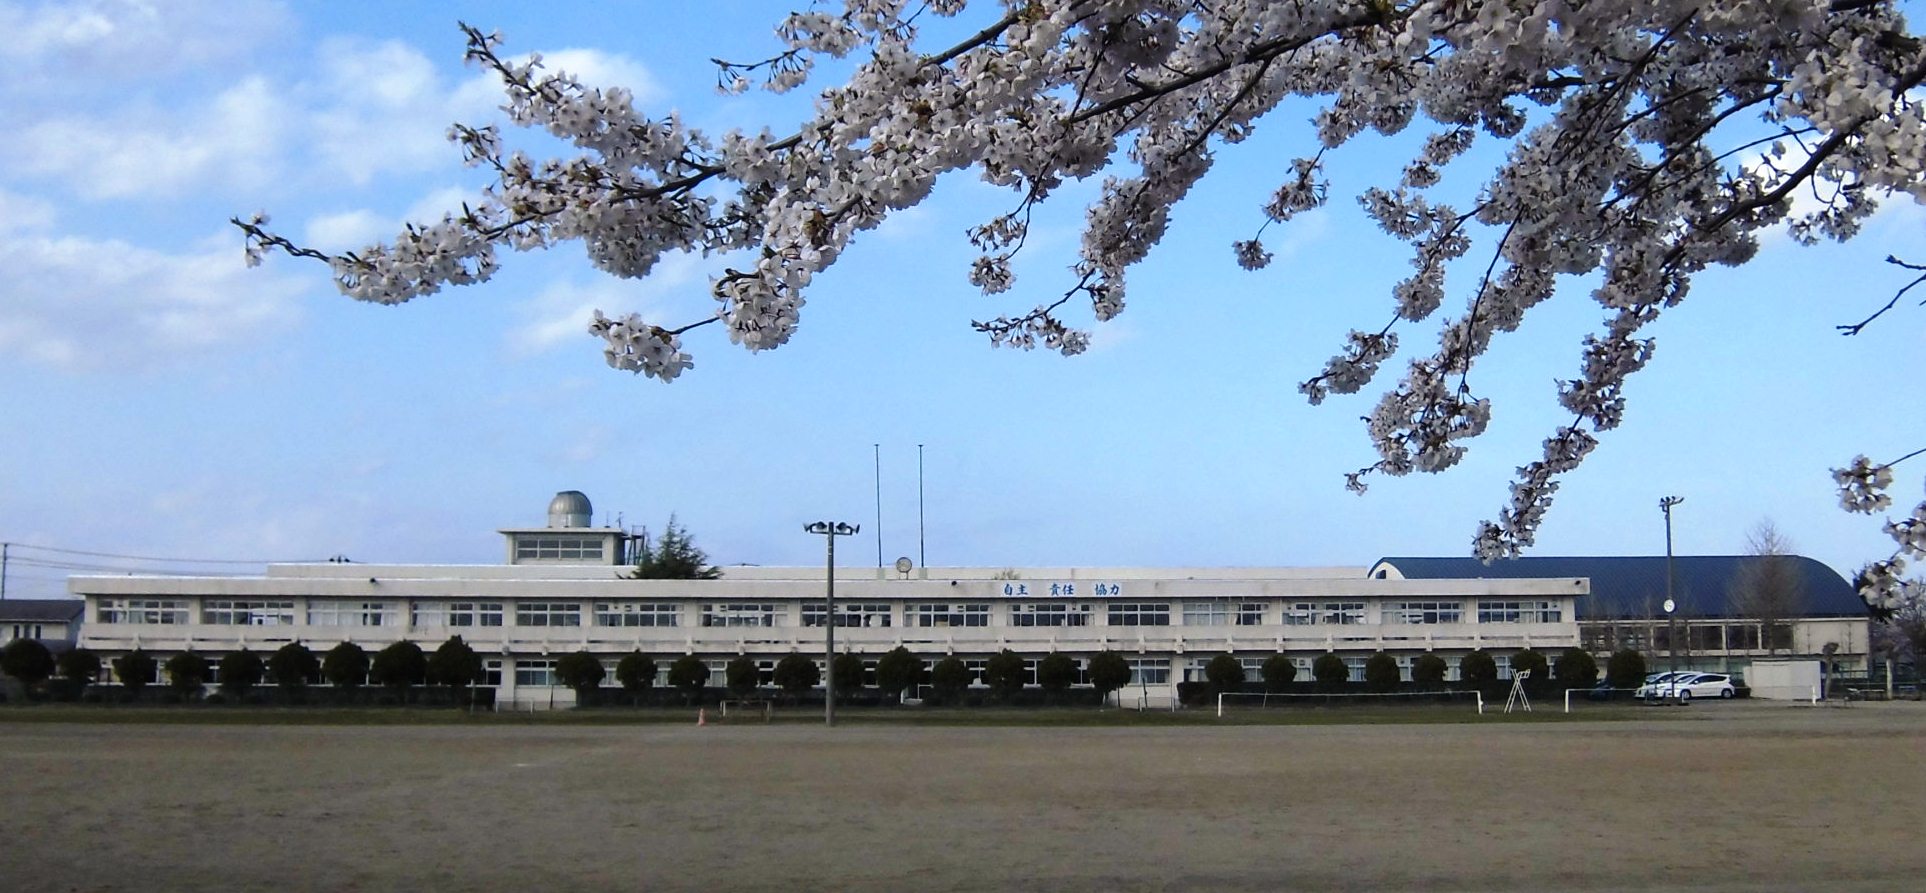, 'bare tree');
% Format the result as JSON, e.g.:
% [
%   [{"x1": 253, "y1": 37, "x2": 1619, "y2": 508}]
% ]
[{"x1": 1729, "y1": 521, "x2": 1806, "y2": 655}]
